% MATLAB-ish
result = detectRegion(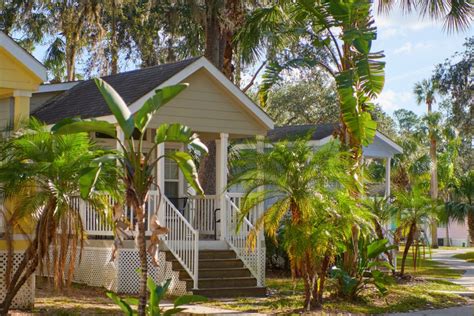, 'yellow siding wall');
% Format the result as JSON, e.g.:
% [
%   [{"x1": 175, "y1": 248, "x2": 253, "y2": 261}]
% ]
[
  {"x1": 0, "y1": 48, "x2": 41, "y2": 91},
  {"x1": 151, "y1": 69, "x2": 267, "y2": 136},
  {"x1": 0, "y1": 97, "x2": 11, "y2": 130}
]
